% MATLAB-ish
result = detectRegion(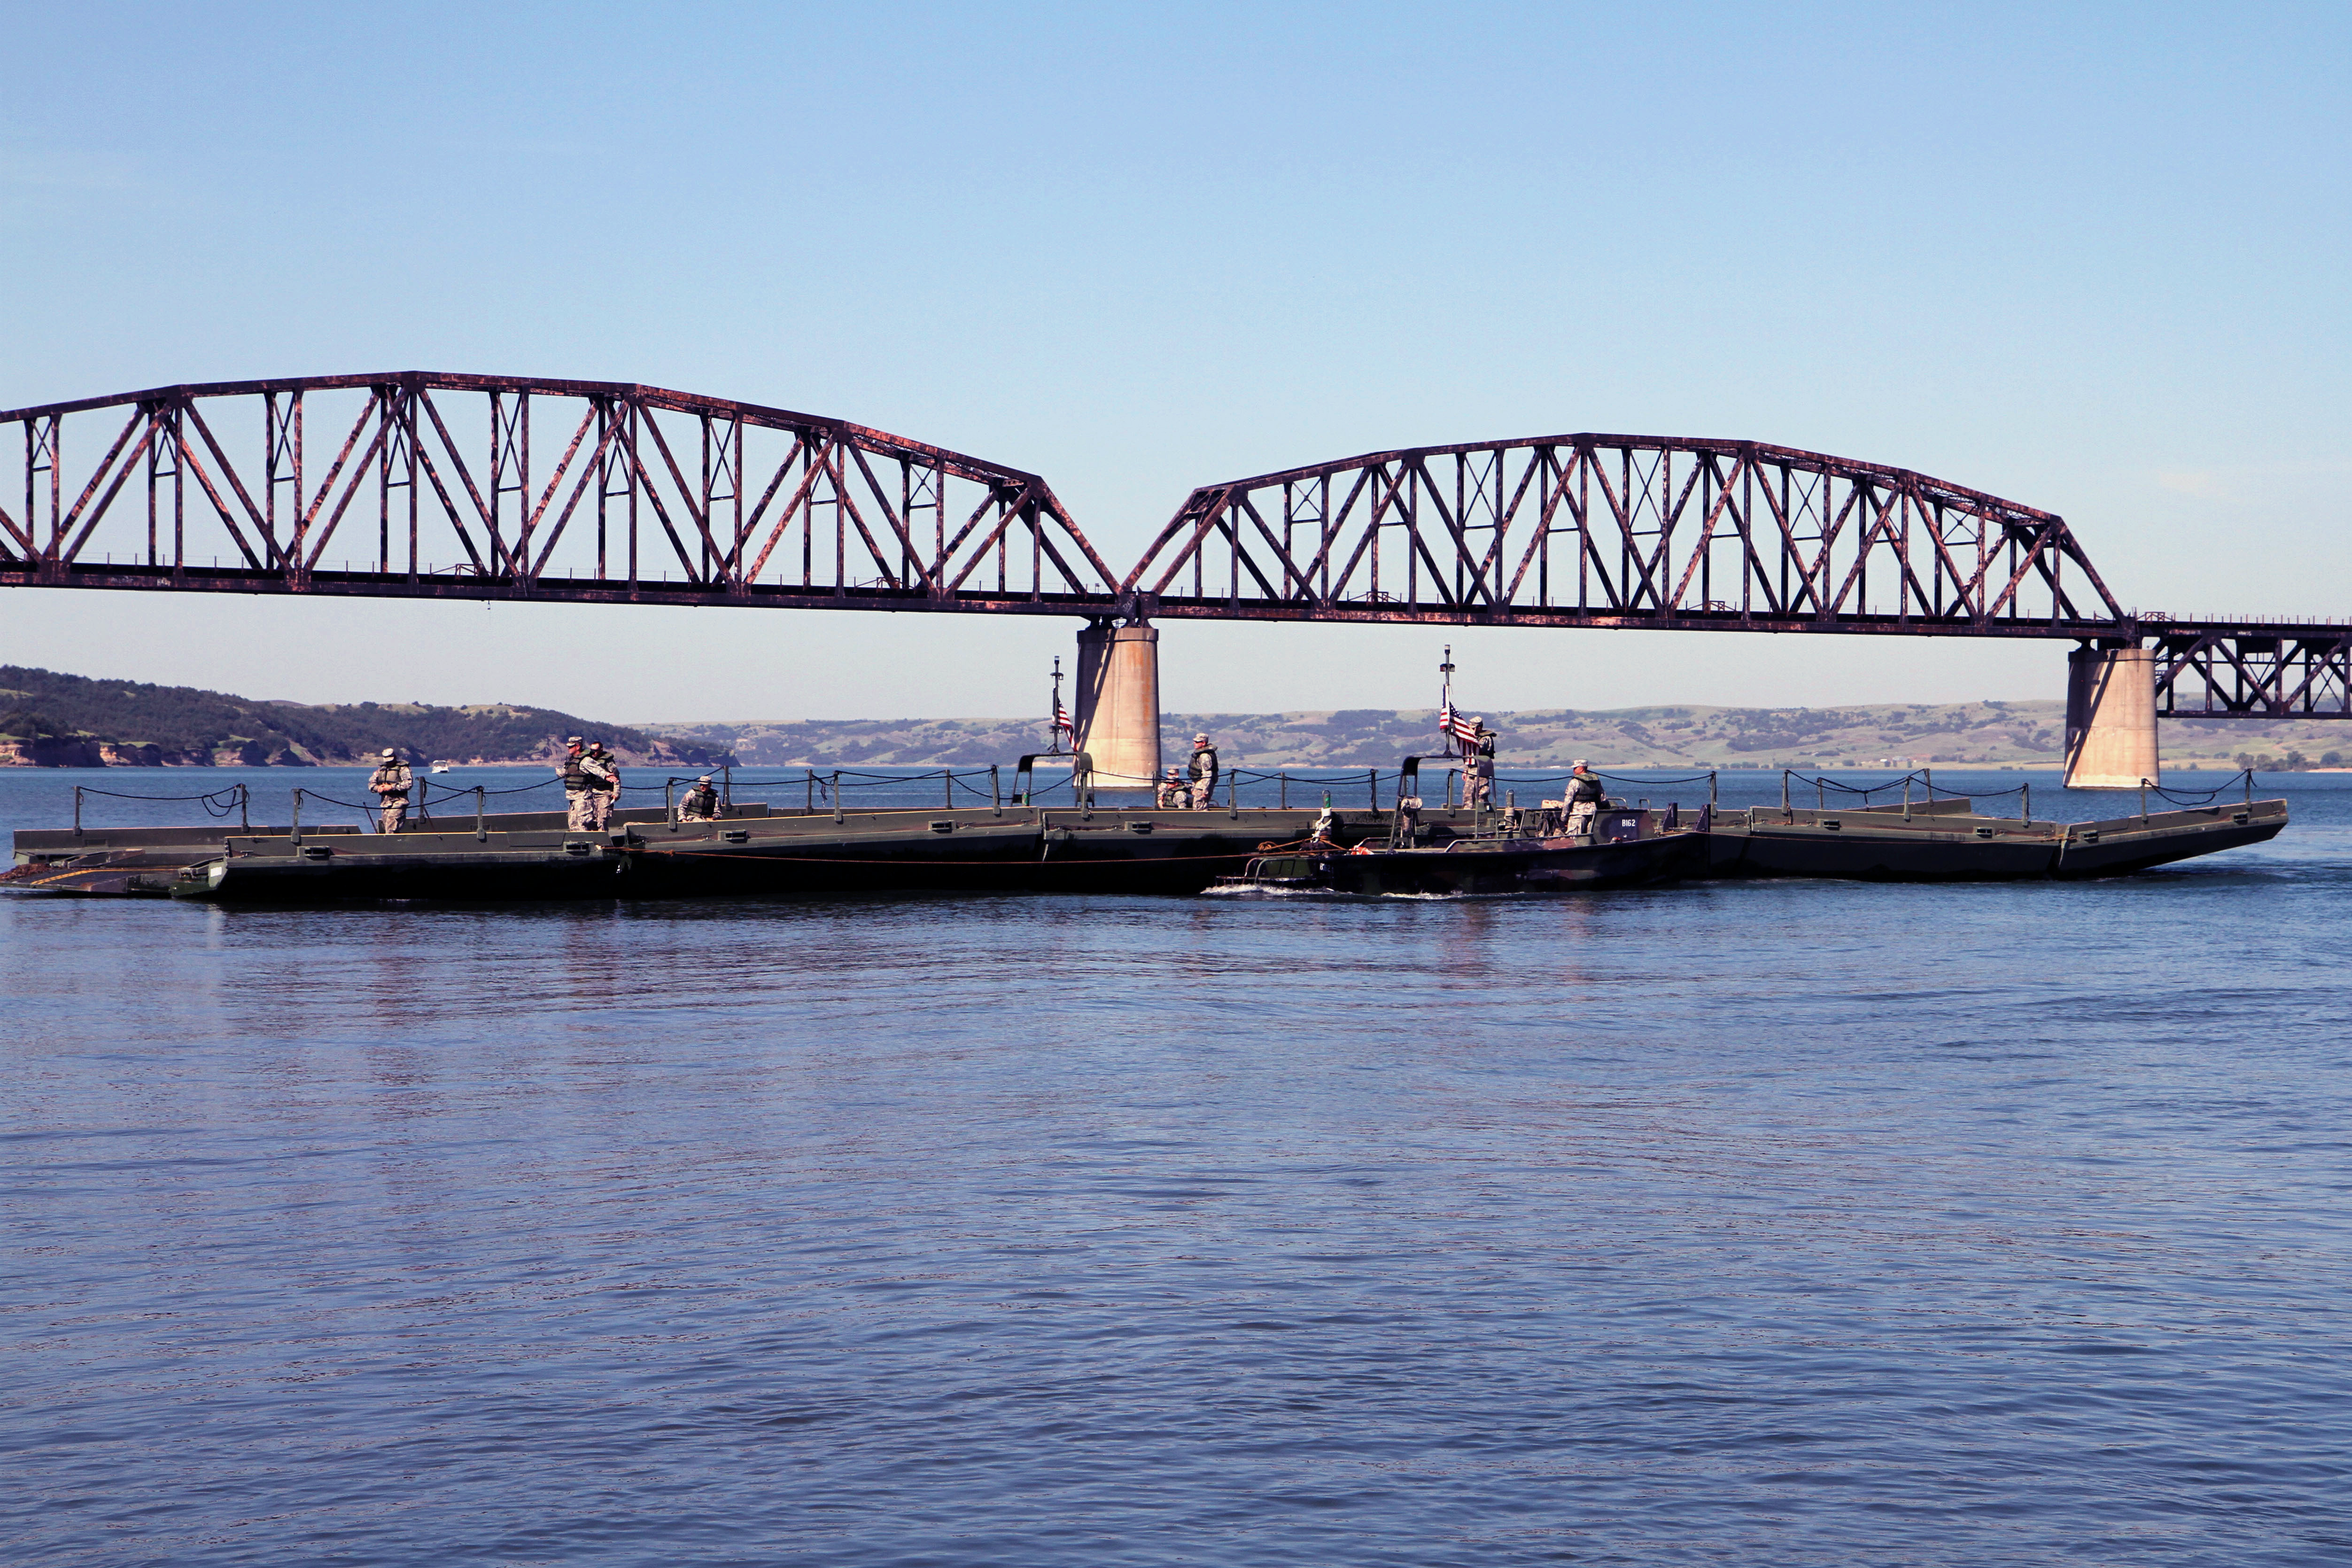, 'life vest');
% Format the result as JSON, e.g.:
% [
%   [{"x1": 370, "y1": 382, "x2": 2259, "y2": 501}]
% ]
[{"x1": 561, "y1": 755, "x2": 590, "y2": 790}]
